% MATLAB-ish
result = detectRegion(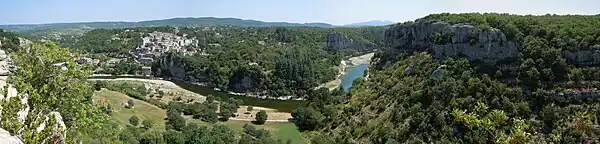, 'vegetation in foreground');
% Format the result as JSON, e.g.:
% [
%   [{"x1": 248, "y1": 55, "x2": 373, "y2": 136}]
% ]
[
  {"x1": 0, "y1": 36, "x2": 301, "y2": 143},
  {"x1": 93, "y1": 89, "x2": 304, "y2": 143},
  {"x1": 4, "y1": 13, "x2": 600, "y2": 144}
]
